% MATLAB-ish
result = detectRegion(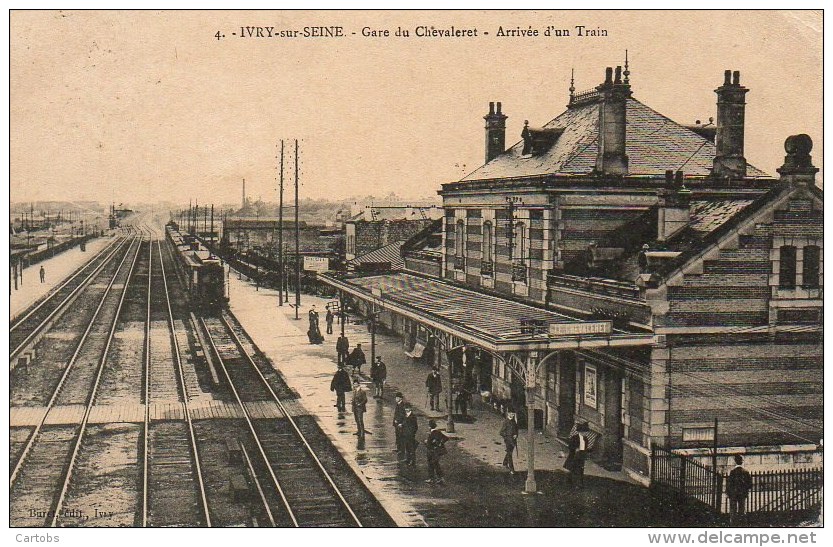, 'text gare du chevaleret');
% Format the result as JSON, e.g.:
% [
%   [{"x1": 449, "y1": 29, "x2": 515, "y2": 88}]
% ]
[{"x1": 230, "y1": 25, "x2": 608, "y2": 39}]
